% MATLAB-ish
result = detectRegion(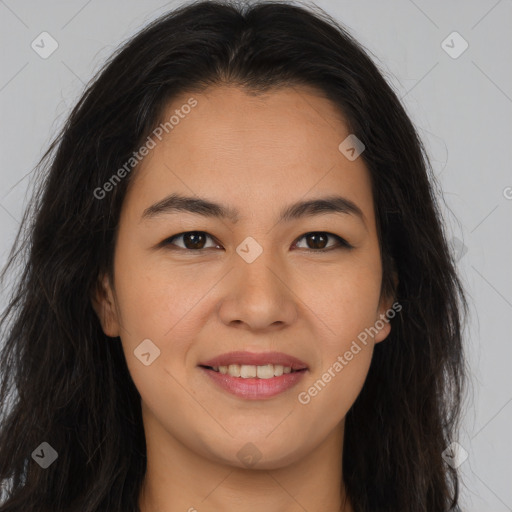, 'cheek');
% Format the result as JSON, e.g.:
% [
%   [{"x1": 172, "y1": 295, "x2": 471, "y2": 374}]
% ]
[
  {"x1": 294, "y1": 265, "x2": 382, "y2": 421},
  {"x1": 304, "y1": 258, "x2": 383, "y2": 342},
  {"x1": 113, "y1": 249, "x2": 205, "y2": 340},
  {"x1": 295, "y1": 342, "x2": 372, "y2": 441},
  {"x1": 298, "y1": 254, "x2": 382, "y2": 405},
  {"x1": 111, "y1": 249, "x2": 211, "y2": 398},
  {"x1": 113, "y1": 258, "x2": 201, "y2": 411}
]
